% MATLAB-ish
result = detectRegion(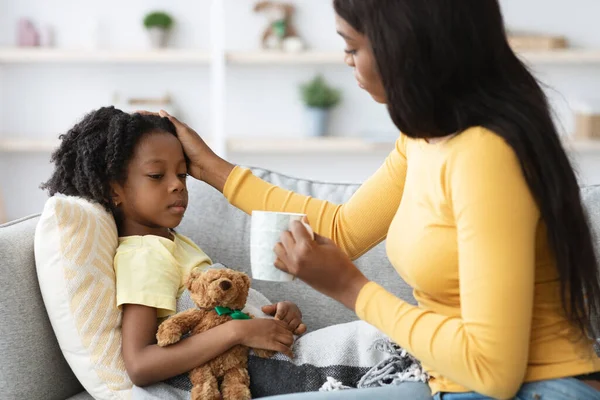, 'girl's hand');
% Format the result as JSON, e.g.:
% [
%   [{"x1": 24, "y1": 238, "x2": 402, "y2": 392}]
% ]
[
  {"x1": 274, "y1": 218, "x2": 370, "y2": 310},
  {"x1": 262, "y1": 302, "x2": 308, "y2": 335},
  {"x1": 158, "y1": 110, "x2": 234, "y2": 192},
  {"x1": 231, "y1": 318, "x2": 294, "y2": 358}
]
